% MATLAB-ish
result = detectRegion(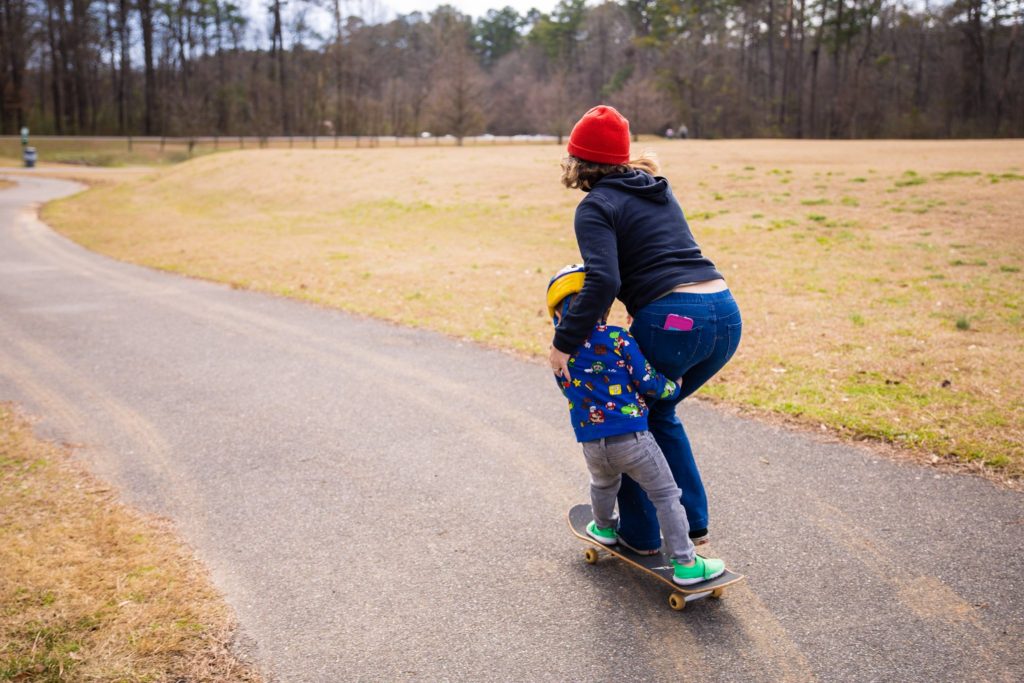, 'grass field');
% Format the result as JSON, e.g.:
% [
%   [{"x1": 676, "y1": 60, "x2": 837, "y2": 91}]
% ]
[
  {"x1": 0, "y1": 404, "x2": 260, "y2": 681},
  {"x1": 0, "y1": 137, "x2": 204, "y2": 167},
  {"x1": 41, "y1": 141, "x2": 1024, "y2": 477},
  {"x1": 0, "y1": 134, "x2": 551, "y2": 168}
]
